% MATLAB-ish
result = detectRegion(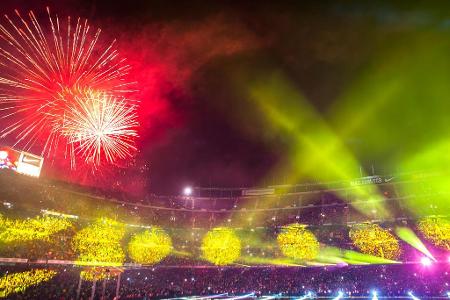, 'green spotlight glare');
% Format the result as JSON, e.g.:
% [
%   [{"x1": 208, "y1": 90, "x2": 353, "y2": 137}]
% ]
[
  {"x1": 395, "y1": 227, "x2": 435, "y2": 260},
  {"x1": 246, "y1": 72, "x2": 391, "y2": 220}
]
